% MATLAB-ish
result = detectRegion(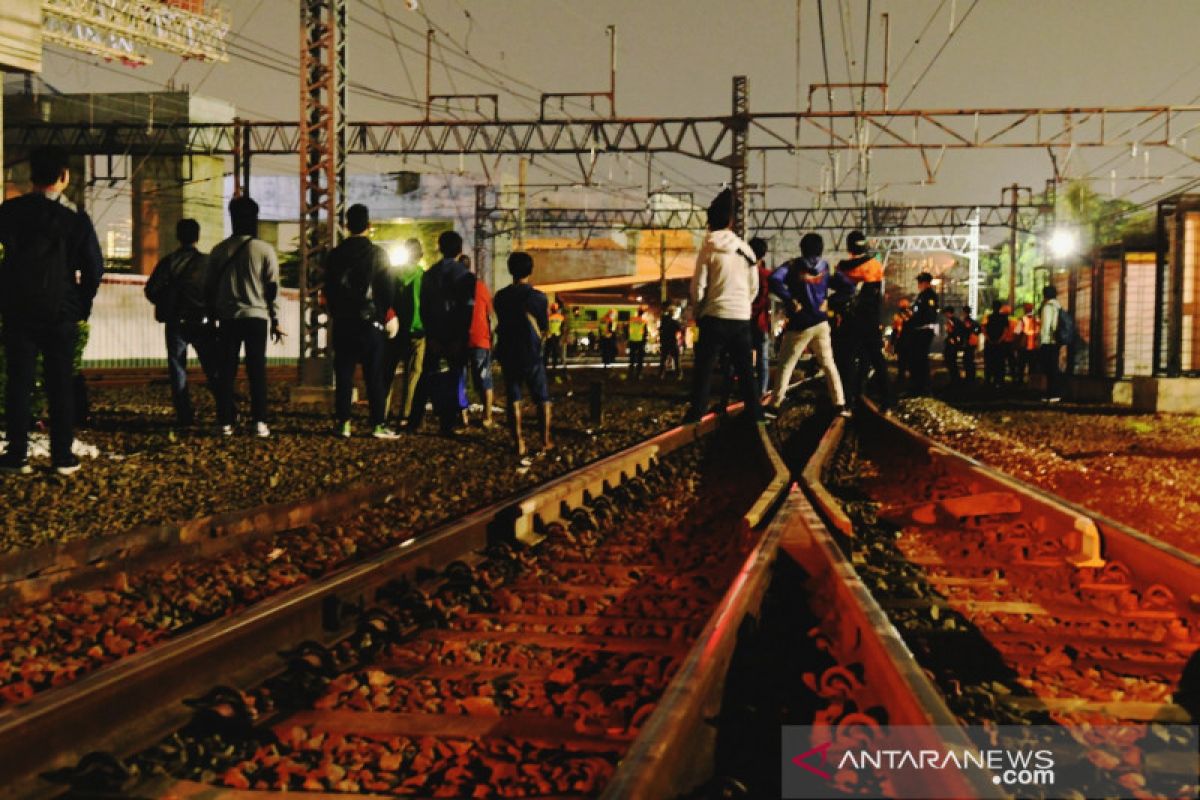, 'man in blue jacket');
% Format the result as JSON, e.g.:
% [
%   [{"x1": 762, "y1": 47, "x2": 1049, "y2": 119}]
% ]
[{"x1": 765, "y1": 232, "x2": 849, "y2": 417}]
